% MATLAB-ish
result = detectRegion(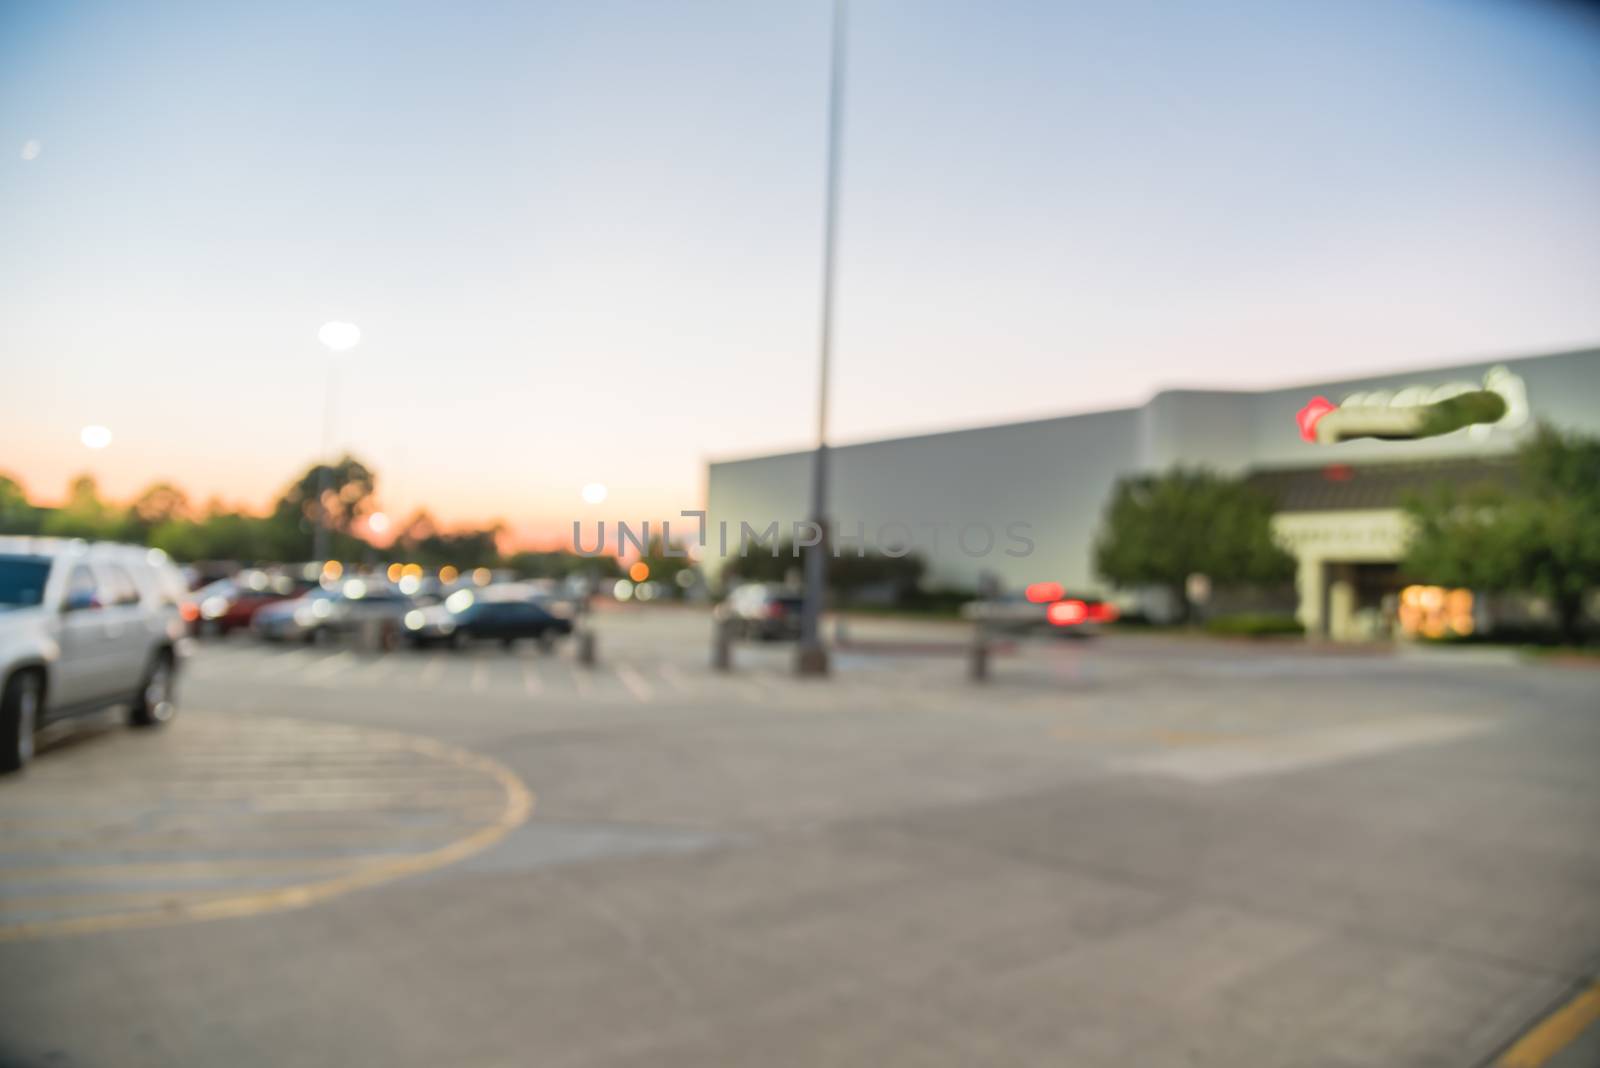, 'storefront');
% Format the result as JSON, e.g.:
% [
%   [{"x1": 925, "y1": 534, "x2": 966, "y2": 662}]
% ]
[{"x1": 705, "y1": 347, "x2": 1599, "y2": 636}]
